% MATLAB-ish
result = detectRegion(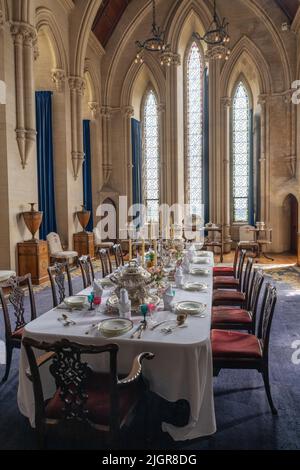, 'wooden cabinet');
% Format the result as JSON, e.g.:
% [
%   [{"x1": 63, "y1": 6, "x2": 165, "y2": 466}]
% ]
[
  {"x1": 73, "y1": 232, "x2": 95, "y2": 258},
  {"x1": 17, "y1": 240, "x2": 49, "y2": 285}
]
